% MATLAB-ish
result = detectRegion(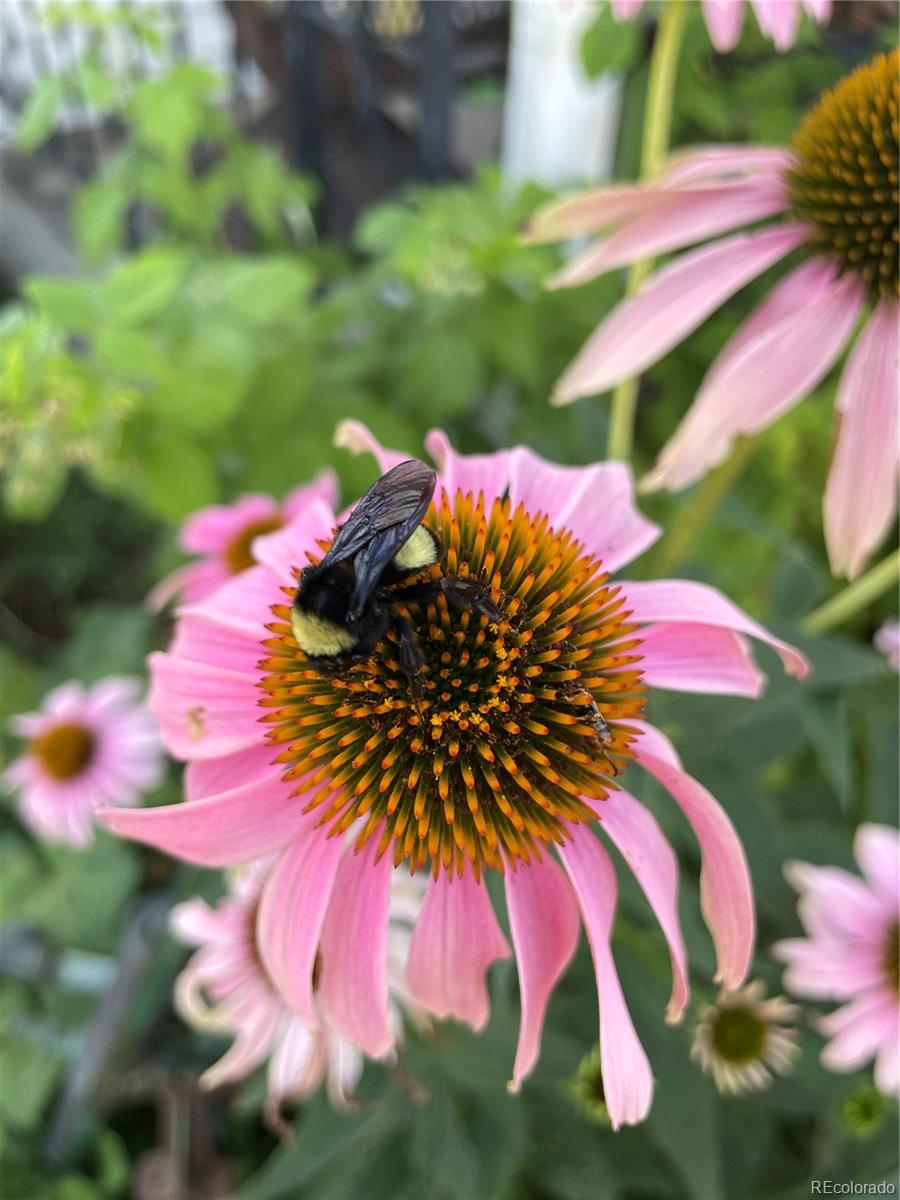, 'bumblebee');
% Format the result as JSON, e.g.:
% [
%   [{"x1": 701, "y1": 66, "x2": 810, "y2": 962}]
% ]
[{"x1": 291, "y1": 459, "x2": 498, "y2": 680}]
